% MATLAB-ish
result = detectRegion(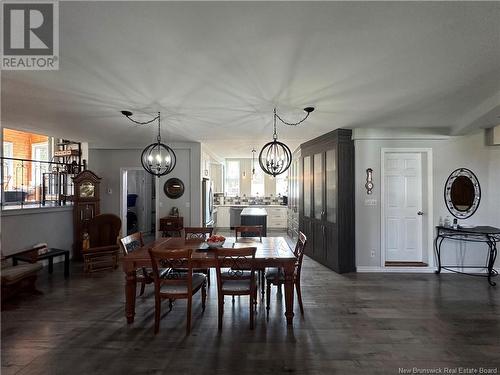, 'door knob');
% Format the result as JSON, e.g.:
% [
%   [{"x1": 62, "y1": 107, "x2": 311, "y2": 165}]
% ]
[{"x1": 417, "y1": 211, "x2": 424, "y2": 216}]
